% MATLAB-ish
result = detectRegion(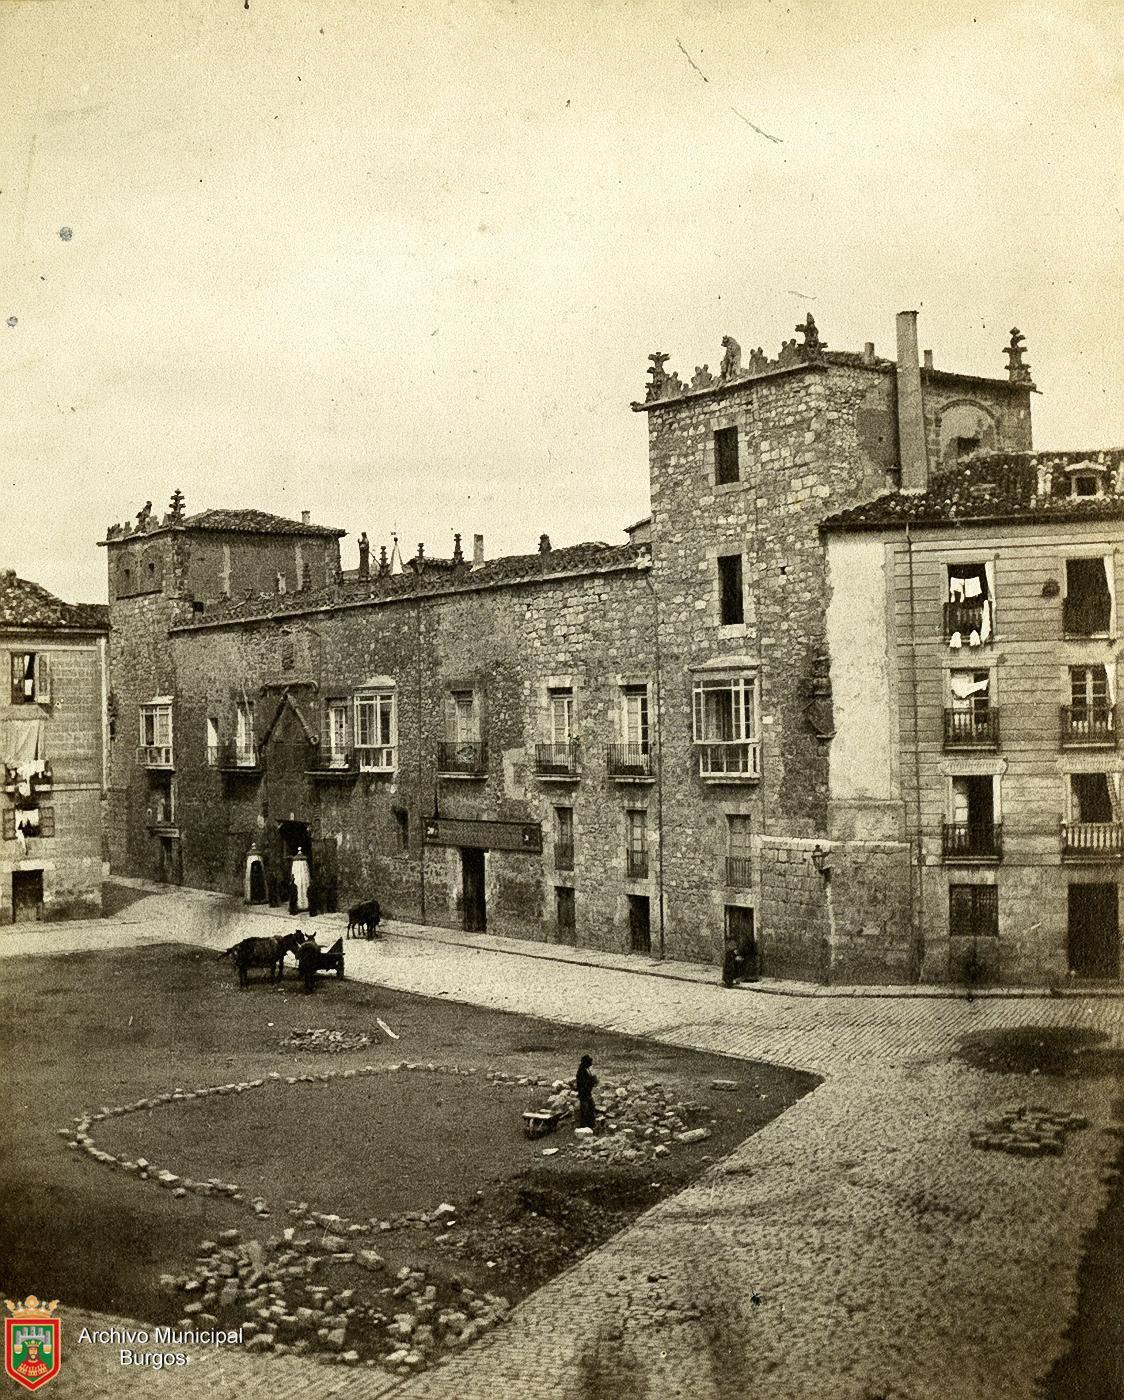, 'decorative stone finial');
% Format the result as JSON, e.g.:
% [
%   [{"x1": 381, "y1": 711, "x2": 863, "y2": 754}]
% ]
[
  {"x1": 538, "y1": 534, "x2": 552, "y2": 554},
  {"x1": 378, "y1": 544, "x2": 388, "y2": 577},
  {"x1": 690, "y1": 365, "x2": 715, "y2": 391},
  {"x1": 719, "y1": 336, "x2": 742, "y2": 380},
  {"x1": 796, "y1": 313, "x2": 826, "y2": 363},
  {"x1": 358, "y1": 531, "x2": 370, "y2": 580},
  {"x1": 452, "y1": 532, "x2": 464, "y2": 565},
  {"x1": 1004, "y1": 328, "x2": 1033, "y2": 385},
  {"x1": 136, "y1": 500, "x2": 153, "y2": 531},
  {"x1": 168, "y1": 487, "x2": 186, "y2": 521},
  {"x1": 645, "y1": 352, "x2": 670, "y2": 402}
]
